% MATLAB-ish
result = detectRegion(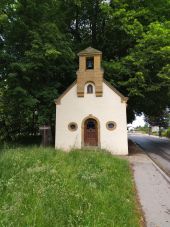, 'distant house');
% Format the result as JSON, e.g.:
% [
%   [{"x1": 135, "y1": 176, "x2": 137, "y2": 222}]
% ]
[{"x1": 55, "y1": 47, "x2": 128, "y2": 155}]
